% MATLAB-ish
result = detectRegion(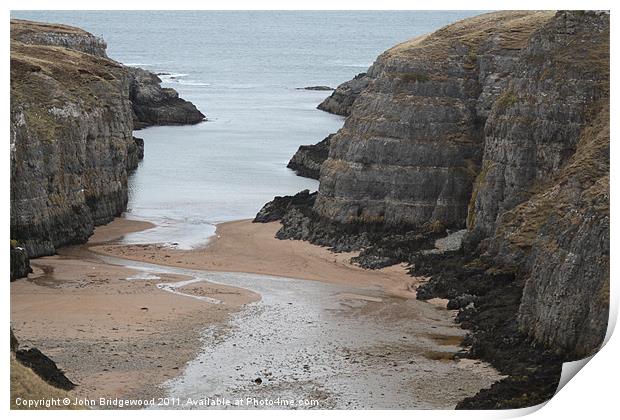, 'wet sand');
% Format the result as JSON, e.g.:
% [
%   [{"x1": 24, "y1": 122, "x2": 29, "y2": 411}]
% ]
[
  {"x1": 93, "y1": 219, "x2": 423, "y2": 299},
  {"x1": 10, "y1": 241, "x2": 258, "y2": 403},
  {"x1": 11, "y1": 217, "x2": 501, "y2": 408}
]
